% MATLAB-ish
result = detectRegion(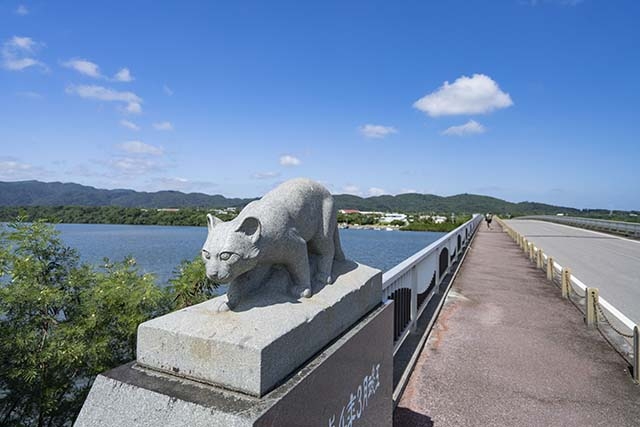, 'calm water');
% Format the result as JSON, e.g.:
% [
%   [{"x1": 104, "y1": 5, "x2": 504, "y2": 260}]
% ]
[{"x1": 53, "y1": 224, "x2": 445, "y2": 285}]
